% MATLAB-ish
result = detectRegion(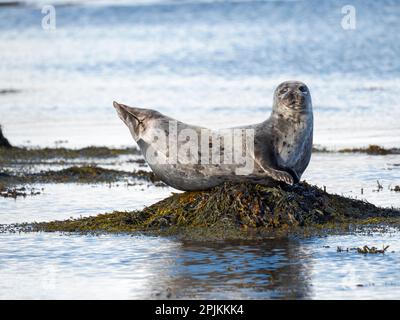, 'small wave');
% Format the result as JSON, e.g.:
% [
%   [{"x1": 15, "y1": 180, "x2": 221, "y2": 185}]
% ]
[
  {"x1": 17, "y1": 0, "x2": 300, "y2": 9},
  {"x1": 0, "y1": 1, "x2": 25, "y2": 7},
  {"x1": 0, "y1": 88, "x2": 21, "y2": 95}
]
